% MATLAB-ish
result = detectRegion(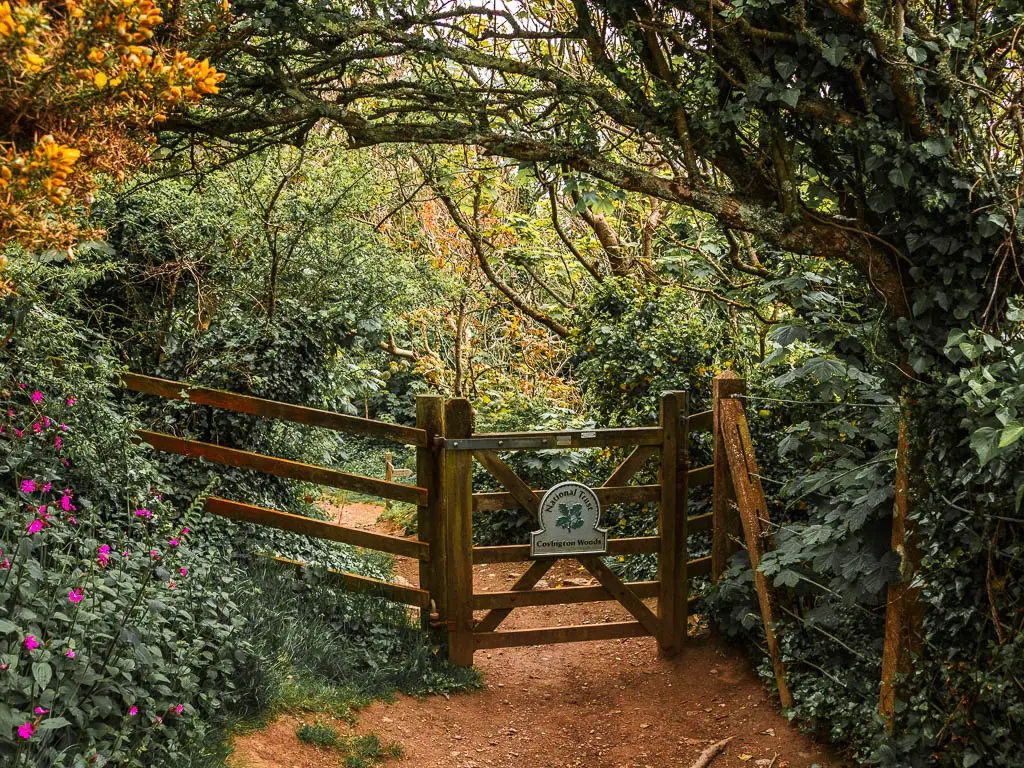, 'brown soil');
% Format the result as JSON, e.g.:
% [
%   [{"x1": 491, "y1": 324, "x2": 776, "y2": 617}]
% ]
[{"x1": 230, "y1": 503, "x2": 844, "y2": 768}]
